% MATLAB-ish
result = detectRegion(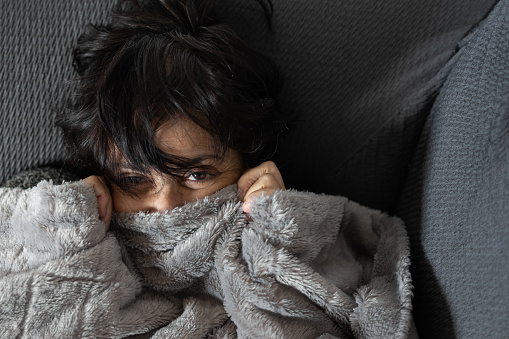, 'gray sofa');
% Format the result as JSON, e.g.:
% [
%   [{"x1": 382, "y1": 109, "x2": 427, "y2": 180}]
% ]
[{"x1": 1, "y1": 0, "x2": 507, "y2": 337}]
